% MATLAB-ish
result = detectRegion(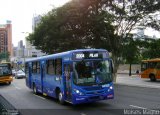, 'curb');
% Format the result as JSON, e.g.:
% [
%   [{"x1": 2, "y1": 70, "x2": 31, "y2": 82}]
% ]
[{"x1": 115, "y1": 83, "x2": 160, "y2": 89}]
